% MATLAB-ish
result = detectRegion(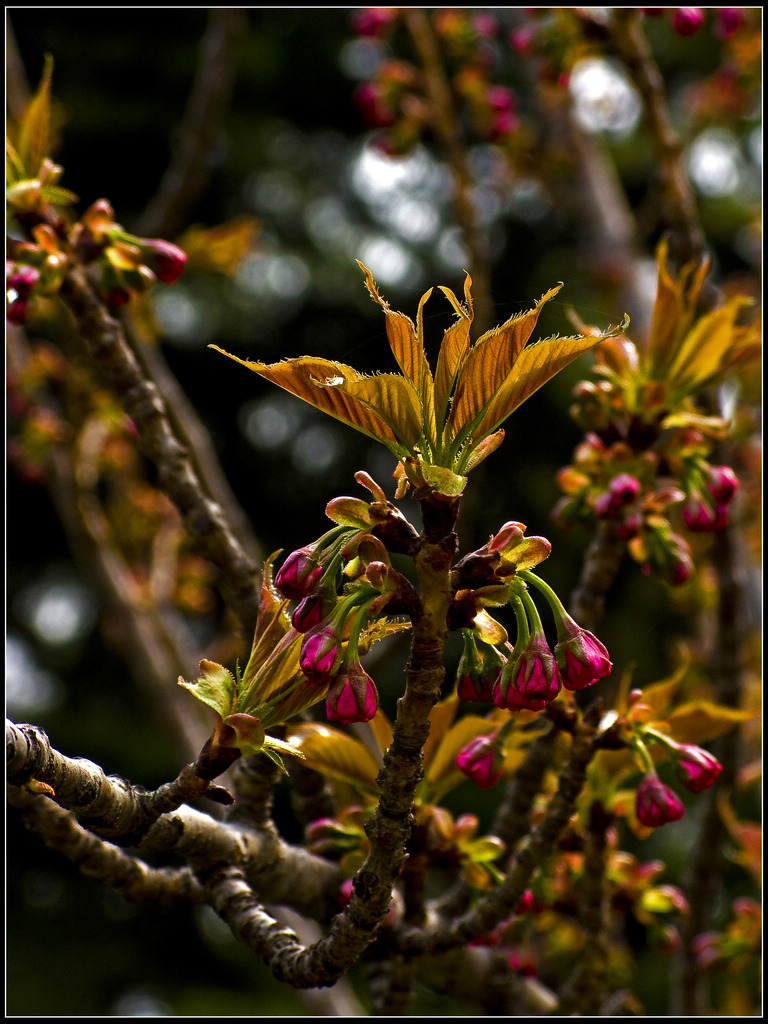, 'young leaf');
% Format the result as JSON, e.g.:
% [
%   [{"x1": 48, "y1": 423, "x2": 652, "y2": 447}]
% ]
[
  {"x1": 17, "y1": 54, "x2": 54, "y2": 177},
  {"x1": 285, "y1": 722, "x2": 382, "y2": 795},
  {"x1": 447, "y1": 285, "x2": 562, "y2": 442}
]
